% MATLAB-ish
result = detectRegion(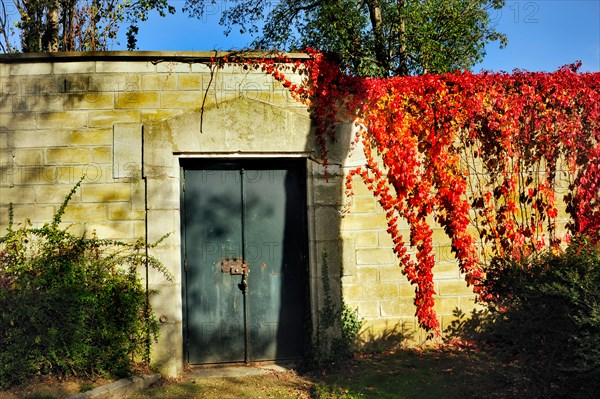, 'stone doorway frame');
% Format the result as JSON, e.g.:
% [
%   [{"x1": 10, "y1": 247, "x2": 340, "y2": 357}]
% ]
[{"x1": 139, "y1": 97, "x2": 323, "y2": 376}]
